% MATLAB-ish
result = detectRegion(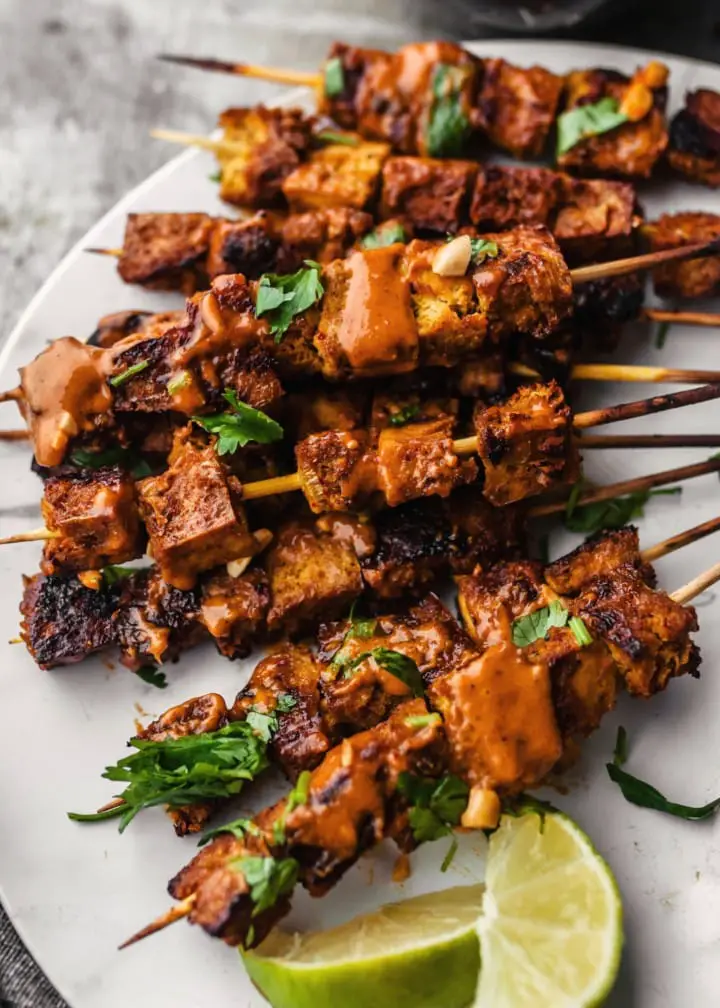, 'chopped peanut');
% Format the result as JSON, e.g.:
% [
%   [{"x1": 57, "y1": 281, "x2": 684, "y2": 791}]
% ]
[
  {"x1": 461, "y1": 785, "x2": 501, "y2": 830},
  {"x1": 433, "y1": 234, "x2": 472, "y2": 277}
]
